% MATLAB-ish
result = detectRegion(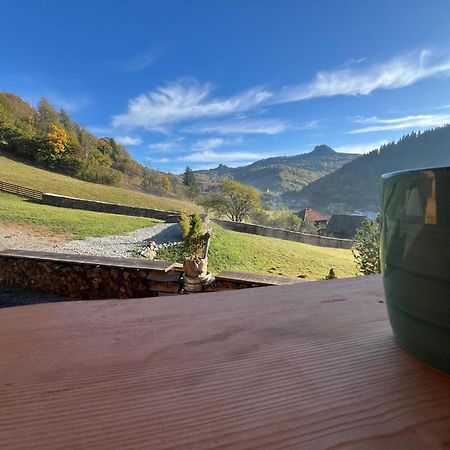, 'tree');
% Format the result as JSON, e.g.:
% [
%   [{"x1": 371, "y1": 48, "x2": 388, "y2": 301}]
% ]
[
  {"x1": 182, "y1": 166, "x2": 200, "y2": 199},
  {"x1": 37, "y1": 124, "x2": 69, "y2": 163},
  {"x1": 201, "y1": 179, "x2": 260, "y2": 222},
  {"x1": 352, "y1": 218, "x2": 381, "y2": 275},
  {"x1": 37, "y1": 98, "x2": 60, "y2": 132}
]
